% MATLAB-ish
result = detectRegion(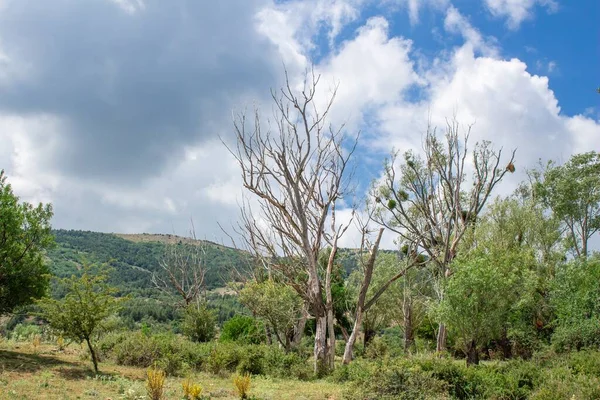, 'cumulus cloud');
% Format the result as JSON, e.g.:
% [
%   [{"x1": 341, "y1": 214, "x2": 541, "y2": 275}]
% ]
[
  {"x1": 0, "y1": 0, "x2": 278, "y2": 185},
  {"x1": 0, "y1": 0, "x2": 596, "y2": 250},
  {"x1": 484, "y1": 0, "x2": 559, "y2": 29}
]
